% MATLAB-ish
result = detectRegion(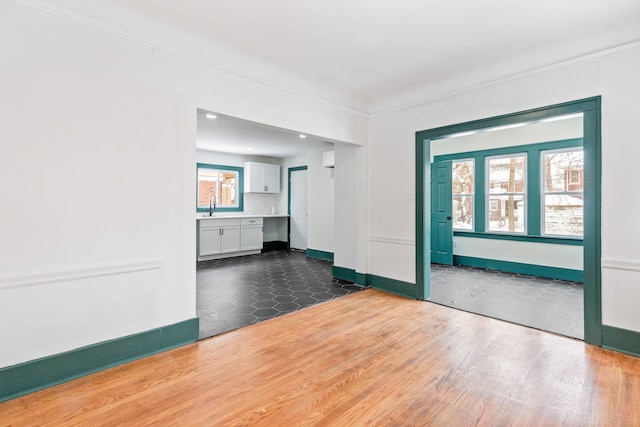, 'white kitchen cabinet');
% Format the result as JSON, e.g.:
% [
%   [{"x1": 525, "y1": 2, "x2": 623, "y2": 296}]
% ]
[
  {"x1": 240, "y1": 217, "x2": 264, "y2": 251},
  {"x1": 198, "y1": 218, "x2": 241, "y2": 257},
  {"x1": 244, "y1": 162, "x2": 280, "y2": 193}
]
